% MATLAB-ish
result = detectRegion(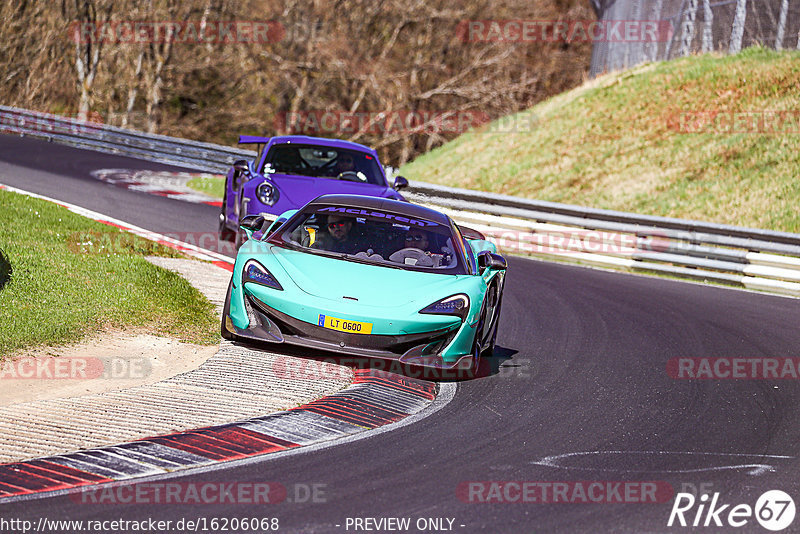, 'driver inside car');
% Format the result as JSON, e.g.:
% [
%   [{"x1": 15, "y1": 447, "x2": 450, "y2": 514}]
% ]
[
  {"x1": 404, "y1": 228, "x2": 433, "y2": 254},
  {"x1": 311, "y1": 214, "x2": 365, "y2": 255},
  {"x1": 331, "y1": 152, "x2": 369, "y2": 182},
  {"x1": 388, "y1": 228, "x2": 445, "y2": 267},
  {"x1": 334, "y1": 153, "x2": 356, "y2": 175}
]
